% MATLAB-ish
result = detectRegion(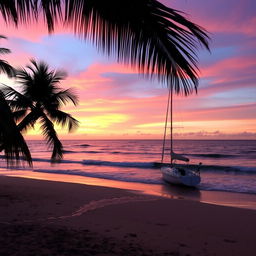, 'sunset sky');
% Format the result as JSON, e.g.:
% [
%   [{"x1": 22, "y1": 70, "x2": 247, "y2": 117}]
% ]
[{"x1": 0, "y1": 0, "x2": 255, "y2": 140}]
